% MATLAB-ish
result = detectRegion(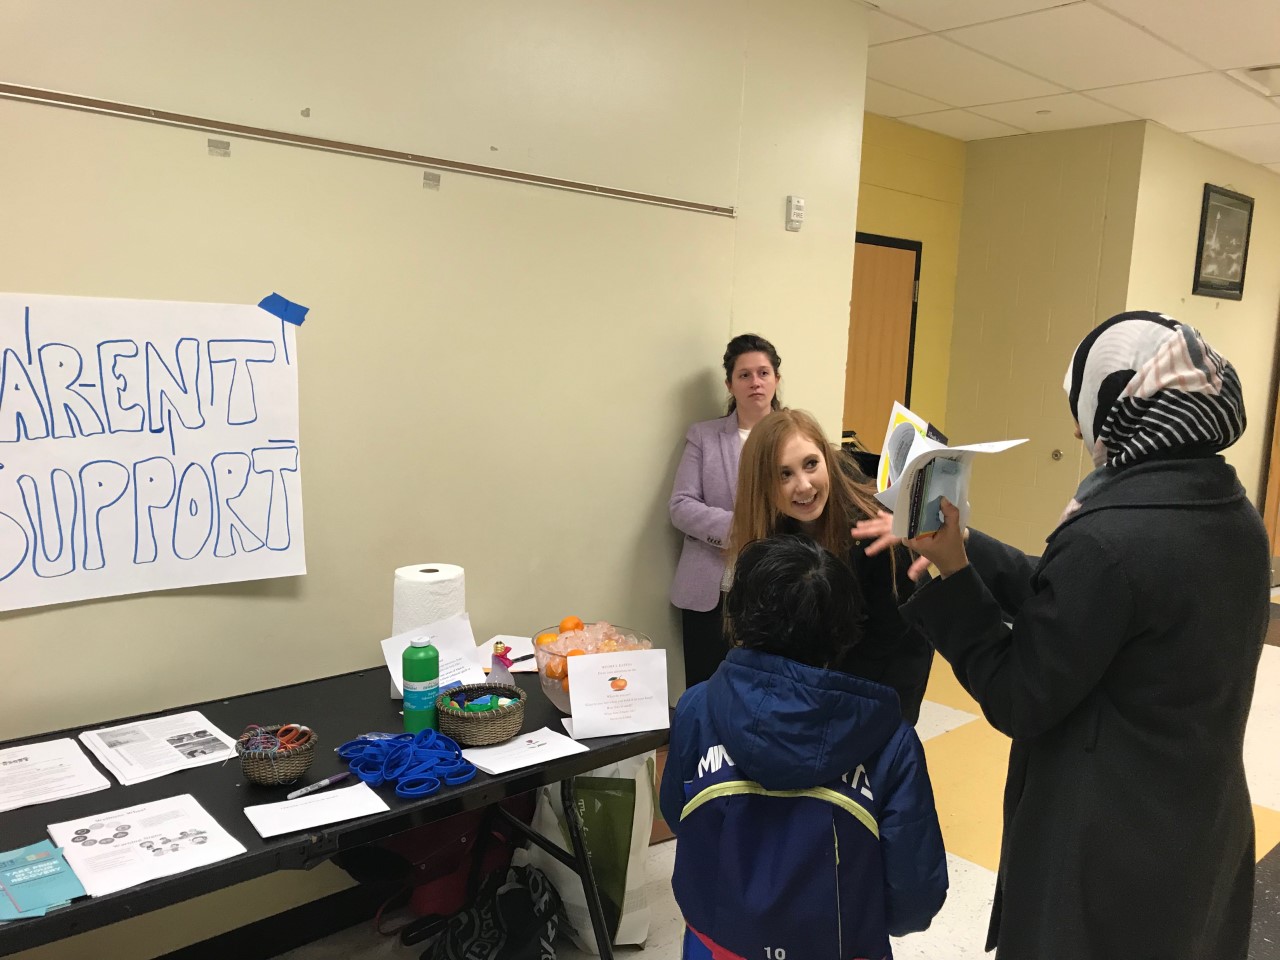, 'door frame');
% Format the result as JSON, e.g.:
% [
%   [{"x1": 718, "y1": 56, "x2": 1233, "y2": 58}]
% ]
[{"x1": 852, "y1": 231, "x2": 923, "y2": 409}]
